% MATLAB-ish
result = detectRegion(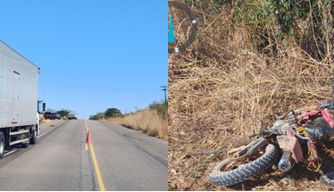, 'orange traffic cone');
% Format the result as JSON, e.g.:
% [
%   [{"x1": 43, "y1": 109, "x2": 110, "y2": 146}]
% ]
[{"x1": 86, "y1": 131, "x2": 91, "y2": 144}]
